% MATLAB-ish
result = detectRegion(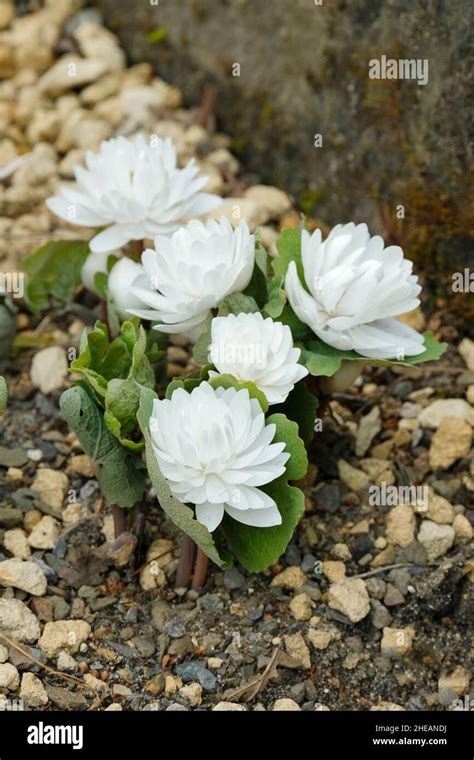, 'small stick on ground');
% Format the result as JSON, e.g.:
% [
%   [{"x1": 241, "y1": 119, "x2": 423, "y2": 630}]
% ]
[
  {"x1": 0, "y1": 632, "x2": 92, "y2": 691},
  {"x1": 176, "y1": 534, "x2": 197, "y2": 587},
  {"x1": 191, "y1": 548, "x2": 209, "y2": 589},
  {"x1": 350, "y1": 562, "x2": 433, "y2": 580}
]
